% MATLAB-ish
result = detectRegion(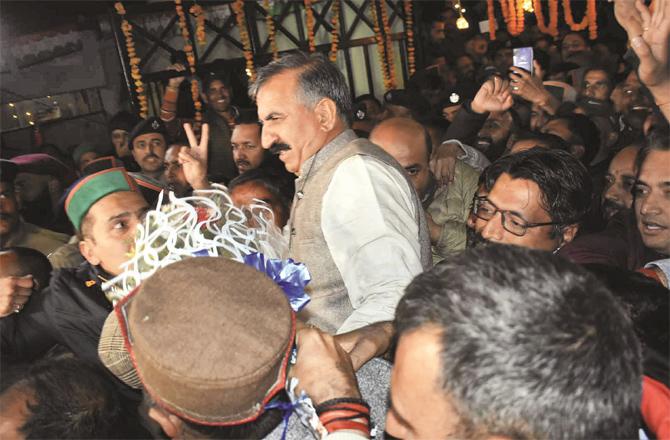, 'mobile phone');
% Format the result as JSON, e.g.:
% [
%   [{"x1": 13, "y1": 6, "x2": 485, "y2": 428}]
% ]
[{"x1": 513, "y1": 47, "x2": 534, "y2": 76}]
